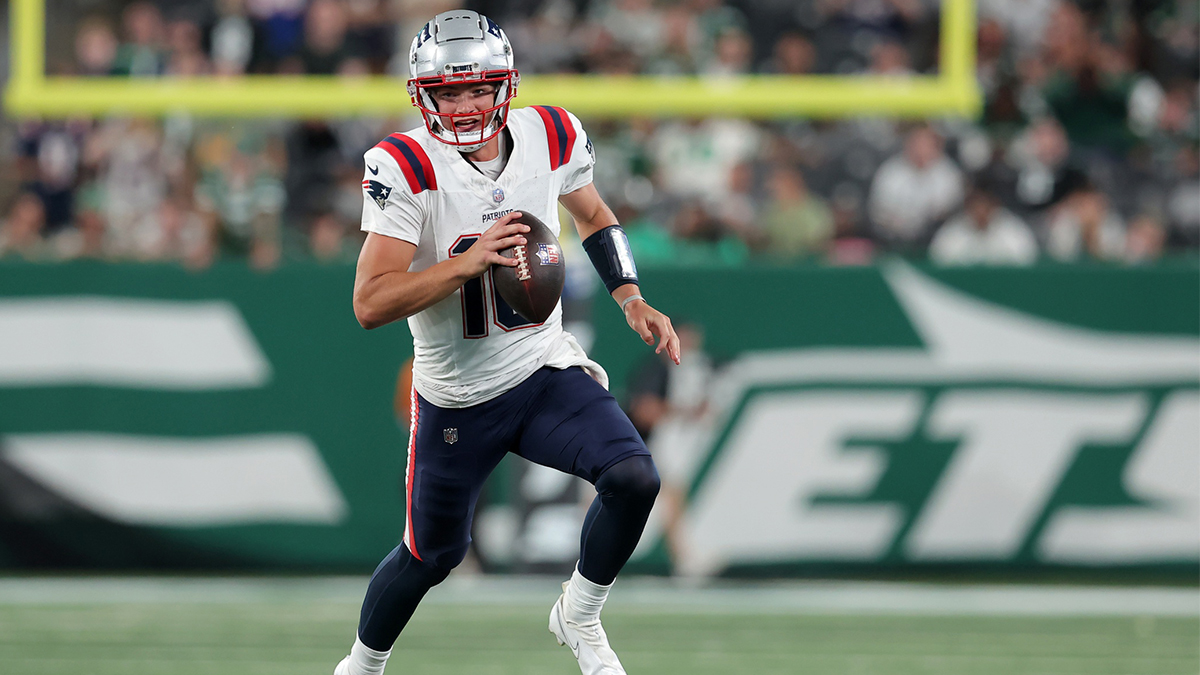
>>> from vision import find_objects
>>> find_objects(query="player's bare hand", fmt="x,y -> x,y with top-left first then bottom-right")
454,212 -> 529,278
625,299 -> 681,365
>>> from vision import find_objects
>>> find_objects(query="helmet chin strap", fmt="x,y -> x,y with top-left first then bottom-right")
457,139 -> 488,153
429,111 -> 497,152
457,119 -> 502,152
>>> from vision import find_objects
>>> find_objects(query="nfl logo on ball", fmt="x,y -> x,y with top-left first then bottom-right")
443,428 -> 458,444
492,187 -> 504,204
536,243 -> 560,265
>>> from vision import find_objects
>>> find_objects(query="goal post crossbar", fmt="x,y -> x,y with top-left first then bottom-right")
5,0 -> 979,119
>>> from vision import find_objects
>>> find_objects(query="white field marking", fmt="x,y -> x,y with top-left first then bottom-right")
0,297 -> 270,389
0,577 -> 1194,618
3,433 -> 347,526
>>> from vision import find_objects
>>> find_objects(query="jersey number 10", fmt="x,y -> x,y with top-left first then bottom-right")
451,235 -> 540,338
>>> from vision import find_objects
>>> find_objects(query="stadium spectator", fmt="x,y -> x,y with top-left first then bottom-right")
757,164 -> 834,260
248,0 -> 307,67
294,0 -> 351,75
55,205 -> 109,261
74,18 -> 119,76
819,0 -> 933,72
1124,214 -> 1167,264
649,118 -> 760,207
1165,146 -> 1200,248
820,0 -> 928,42
828,184 -> 877,265
974,18 -> 1008,98
670,200 -> 725,245
689,0 -> 749,60
166,20 -> 211,77
870,39 -> 913,76
284,121 -> 345,237
208,0 -> 258,76
506,2 -> 585,75
139,196 -> 211,265
1143,0 -> 1199,81
714,160 -> 757,240
652,199 -> 749,266
868,125 -> 964,248
1154,79 -> 1200,144
590,0 -> 665,63
112,1 -> 166,77
701,27 -> 754,76
194,140 -> 285,269
648,3 -> 702,75
16,122 -> 84,235
307,170 -> 368,263
89,119 -> 170,257
761,31 -> 816,75
929,182 -> 1038,265
0,193 -> 48,260
344,0 -> 392,72
1009,117 -> 1088,217
1040,3 -> 1140,155
1045,184 -> 1127,262
625,321 -> 715,570
977,0 -> 1055,59
309,211 -> 357,263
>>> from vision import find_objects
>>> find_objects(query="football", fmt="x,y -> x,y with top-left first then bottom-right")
491,211 -> 565,324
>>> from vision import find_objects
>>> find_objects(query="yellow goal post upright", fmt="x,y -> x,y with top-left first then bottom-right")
5,0 -> 979,119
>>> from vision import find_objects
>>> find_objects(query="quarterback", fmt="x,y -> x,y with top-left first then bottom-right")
336,10 -> 680,675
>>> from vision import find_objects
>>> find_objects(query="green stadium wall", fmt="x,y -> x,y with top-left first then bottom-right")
0,260 -> 1195,577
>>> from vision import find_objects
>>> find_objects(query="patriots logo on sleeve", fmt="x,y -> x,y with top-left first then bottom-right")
363,179 -> 393,210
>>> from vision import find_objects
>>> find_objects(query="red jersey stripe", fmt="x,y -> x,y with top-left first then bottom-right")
532,106 -> 564,170
548,106 -> 576,167
373,133 -> 438,194
404,385 -> 421,561
392,134 -> 438,191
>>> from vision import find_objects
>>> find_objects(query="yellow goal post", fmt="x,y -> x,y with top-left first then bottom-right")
5,0 -> 980,119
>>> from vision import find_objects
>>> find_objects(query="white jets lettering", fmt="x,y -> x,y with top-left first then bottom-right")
681,391 -> 921,577
1039,391 -> 1200,563
658,266 -> 1199,577
907,392 -> 1147,560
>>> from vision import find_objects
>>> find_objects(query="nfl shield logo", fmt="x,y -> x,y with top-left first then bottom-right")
492,187 -> 505,204
443,428 -> 459,444
535,243 -> 560,265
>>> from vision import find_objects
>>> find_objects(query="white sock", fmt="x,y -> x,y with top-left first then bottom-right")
349,635 -> 391,675
563,566 -> 612,623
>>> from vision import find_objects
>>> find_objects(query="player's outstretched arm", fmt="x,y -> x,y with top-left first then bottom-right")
561,184 -> 681,364
353,215 -> 528,329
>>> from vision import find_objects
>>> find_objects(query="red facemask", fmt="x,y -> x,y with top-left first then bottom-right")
406,69 -> 520,149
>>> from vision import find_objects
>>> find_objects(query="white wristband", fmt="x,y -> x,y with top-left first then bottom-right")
620,294 -> 645,312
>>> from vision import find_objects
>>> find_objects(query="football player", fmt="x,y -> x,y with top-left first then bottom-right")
336,10 -> 680,675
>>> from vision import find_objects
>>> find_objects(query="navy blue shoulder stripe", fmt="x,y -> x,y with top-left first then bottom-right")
532,106 -> 577,171
375,134 -> 437,193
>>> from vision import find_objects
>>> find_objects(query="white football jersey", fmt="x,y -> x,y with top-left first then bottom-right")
360,106 -> 605,408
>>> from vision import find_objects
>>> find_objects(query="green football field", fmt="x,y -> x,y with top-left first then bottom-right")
0,577 -> 1196,675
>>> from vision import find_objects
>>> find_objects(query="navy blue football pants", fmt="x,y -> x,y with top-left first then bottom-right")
357,366 -> 660,651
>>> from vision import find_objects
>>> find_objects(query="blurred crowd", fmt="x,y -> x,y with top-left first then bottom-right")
0,0 -> 1196,267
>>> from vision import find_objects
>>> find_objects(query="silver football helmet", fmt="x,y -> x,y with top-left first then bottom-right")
406,10 -> 519,152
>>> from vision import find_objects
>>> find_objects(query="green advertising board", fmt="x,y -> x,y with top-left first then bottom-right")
0,261 -> 1195,577
0,261 -> 413,570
